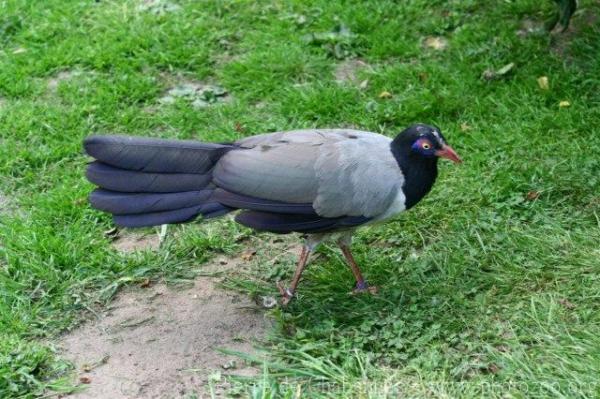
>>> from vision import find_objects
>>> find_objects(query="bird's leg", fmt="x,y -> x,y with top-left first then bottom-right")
277,245 -> 311,306
339,243 -> 378,294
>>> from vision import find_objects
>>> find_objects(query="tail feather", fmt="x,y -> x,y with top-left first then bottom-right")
86,161 -> 212,193
113,203 -> 228,228
84,135 -> 234,227
89,189 -> 213,215
84,135 -> 231,173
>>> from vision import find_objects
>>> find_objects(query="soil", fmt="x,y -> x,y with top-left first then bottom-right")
111,231 -> 161,253
59,253 -> 270,398
158,80 -> 230,109
0,193 -> 10,214
334,59 -> 370,85
47,70 -> 83,91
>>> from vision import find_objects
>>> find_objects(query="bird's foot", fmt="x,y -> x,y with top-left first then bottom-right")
277,282 -> 295,306
352,281 -> 378,295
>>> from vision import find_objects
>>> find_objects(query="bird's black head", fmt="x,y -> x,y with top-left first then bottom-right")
390,123 -> 462,209
393,123 -> 462,164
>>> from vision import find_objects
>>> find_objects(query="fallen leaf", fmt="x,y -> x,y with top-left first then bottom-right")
103,227 -> 119,239
140,278 -> 151,288
482,63 -> 515,80
295,14 -> 307,26
260,296 -> 278,308
378,90 -> 392,99
240,249 -> 257,261
418,72 -> 428,82
82,355 -> 110,372
481,69 -> 495,80
526,191 -> 540,201
221,360 -> 237,370
537,76 -> 549,90
495,344 -> 510,353
79,376 -> 92,384
423,36 -> 448,50
234,122 -> 245,133
358,79 -> 369,89
117,316 -> 155,329
487,363 -> 501,374
460,123 -> 472,132
72,197 -> 87,206
559,100 -> 570,108
496,63 -> 515,76
559,298 -> 575,310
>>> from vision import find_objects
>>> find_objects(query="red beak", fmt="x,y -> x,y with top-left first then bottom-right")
436,145 -> 462,164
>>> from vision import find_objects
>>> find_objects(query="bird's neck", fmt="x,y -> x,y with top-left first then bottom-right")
390,142 -> 438,209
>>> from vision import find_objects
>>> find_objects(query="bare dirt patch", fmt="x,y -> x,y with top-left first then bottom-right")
0,192 -> 13,252
111,231 -> 161,253
158,80 -> 230,109
58,231 -> 308,397
59,267 -> 269,398
0,191 -> 21,218
212,52 -> 241,68
137,0 -> 181,15
0,192 -> 11,214
334,59 -> 370,86
516,19 -> 545,37
47,70 -> 83,92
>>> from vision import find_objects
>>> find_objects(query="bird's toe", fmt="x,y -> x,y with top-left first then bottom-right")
277,282 -> 295,306
352,281 -> 378,295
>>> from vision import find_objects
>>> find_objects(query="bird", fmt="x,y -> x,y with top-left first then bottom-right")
83,124 -> 461,305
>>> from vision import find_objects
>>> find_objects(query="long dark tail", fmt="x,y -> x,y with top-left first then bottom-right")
84,135 -> 234,227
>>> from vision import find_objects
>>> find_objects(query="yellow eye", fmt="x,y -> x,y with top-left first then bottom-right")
422,142 -> 431,150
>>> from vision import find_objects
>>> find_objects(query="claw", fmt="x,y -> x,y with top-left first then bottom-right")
277,281 -> 294,306
352,281 -> 378,295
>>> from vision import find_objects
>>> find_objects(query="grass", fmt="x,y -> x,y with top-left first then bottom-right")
1,0 -> 599,397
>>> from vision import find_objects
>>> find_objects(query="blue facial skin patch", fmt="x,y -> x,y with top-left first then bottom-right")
412,138 -> 436,157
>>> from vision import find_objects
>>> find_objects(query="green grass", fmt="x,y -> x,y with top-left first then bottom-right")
1,0 -> 600,397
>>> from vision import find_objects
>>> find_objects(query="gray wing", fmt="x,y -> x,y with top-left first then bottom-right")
213,130 -> 323,203
212,129 -> 404,218
213,129 -> 355,203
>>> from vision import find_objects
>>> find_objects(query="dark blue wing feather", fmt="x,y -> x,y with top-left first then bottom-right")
235,211 -> 370,234
212,188 -> 315,214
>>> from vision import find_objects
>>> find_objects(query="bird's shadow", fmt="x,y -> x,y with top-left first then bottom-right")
268,242 -> 495,368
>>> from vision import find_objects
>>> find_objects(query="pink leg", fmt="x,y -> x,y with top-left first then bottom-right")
277,245 -> 310,306
339,244 -> 378,294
